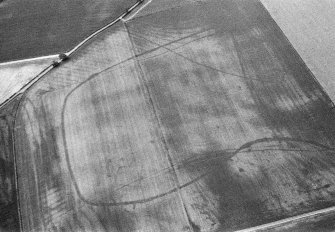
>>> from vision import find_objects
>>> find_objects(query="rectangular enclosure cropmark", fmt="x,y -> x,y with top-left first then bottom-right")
1,0 -> 335,231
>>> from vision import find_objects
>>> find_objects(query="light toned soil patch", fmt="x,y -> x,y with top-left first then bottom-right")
261,0 -> 335,102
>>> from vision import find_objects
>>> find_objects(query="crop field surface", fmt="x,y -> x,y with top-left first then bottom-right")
1,0 -> 335,231
0,96 -> 21,231
261,0 -> 335,103
263,211 -> 335,232
0,0 -> 137,62
0,58 -> 54,104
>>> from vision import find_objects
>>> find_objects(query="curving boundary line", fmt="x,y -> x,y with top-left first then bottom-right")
61,74 -> 335,207
2,1 -> 148,231
5,0 -> 335,230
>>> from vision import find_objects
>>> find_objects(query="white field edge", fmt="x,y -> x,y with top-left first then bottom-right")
2,1 -> 335,230
121,0 -> 153,22
0,0 -> 149,109
235,206 -> 335,231
0,0 -> 151,66
0,54 -> 59,66
65,0 -> 146,56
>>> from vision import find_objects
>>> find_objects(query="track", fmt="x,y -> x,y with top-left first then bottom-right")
0,0 -> 147,111
0,1 -> 148,231
3,0 -> 335,231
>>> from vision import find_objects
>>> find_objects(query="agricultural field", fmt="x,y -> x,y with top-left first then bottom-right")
0,97 -> 21,231
261,0 -> 335,104
0,58 -> 53,104
0,0 -> 137,62
1,0 -> 335,231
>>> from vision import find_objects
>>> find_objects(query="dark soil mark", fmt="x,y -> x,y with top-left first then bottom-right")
0,96 -> 21,231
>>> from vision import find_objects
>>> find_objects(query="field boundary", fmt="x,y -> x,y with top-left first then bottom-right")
0,54 -> 58,66
236,206 -> 335,231
0,0 -> 148,111
1,1 -> 149,231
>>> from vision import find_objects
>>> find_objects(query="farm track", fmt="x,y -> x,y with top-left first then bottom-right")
0,0 -> 139,62
0,1 -> 150,231
1,0 -> 335,231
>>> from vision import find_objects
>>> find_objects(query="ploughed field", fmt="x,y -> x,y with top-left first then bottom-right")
0,0 -> 137,62
1,0 -> 335,231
